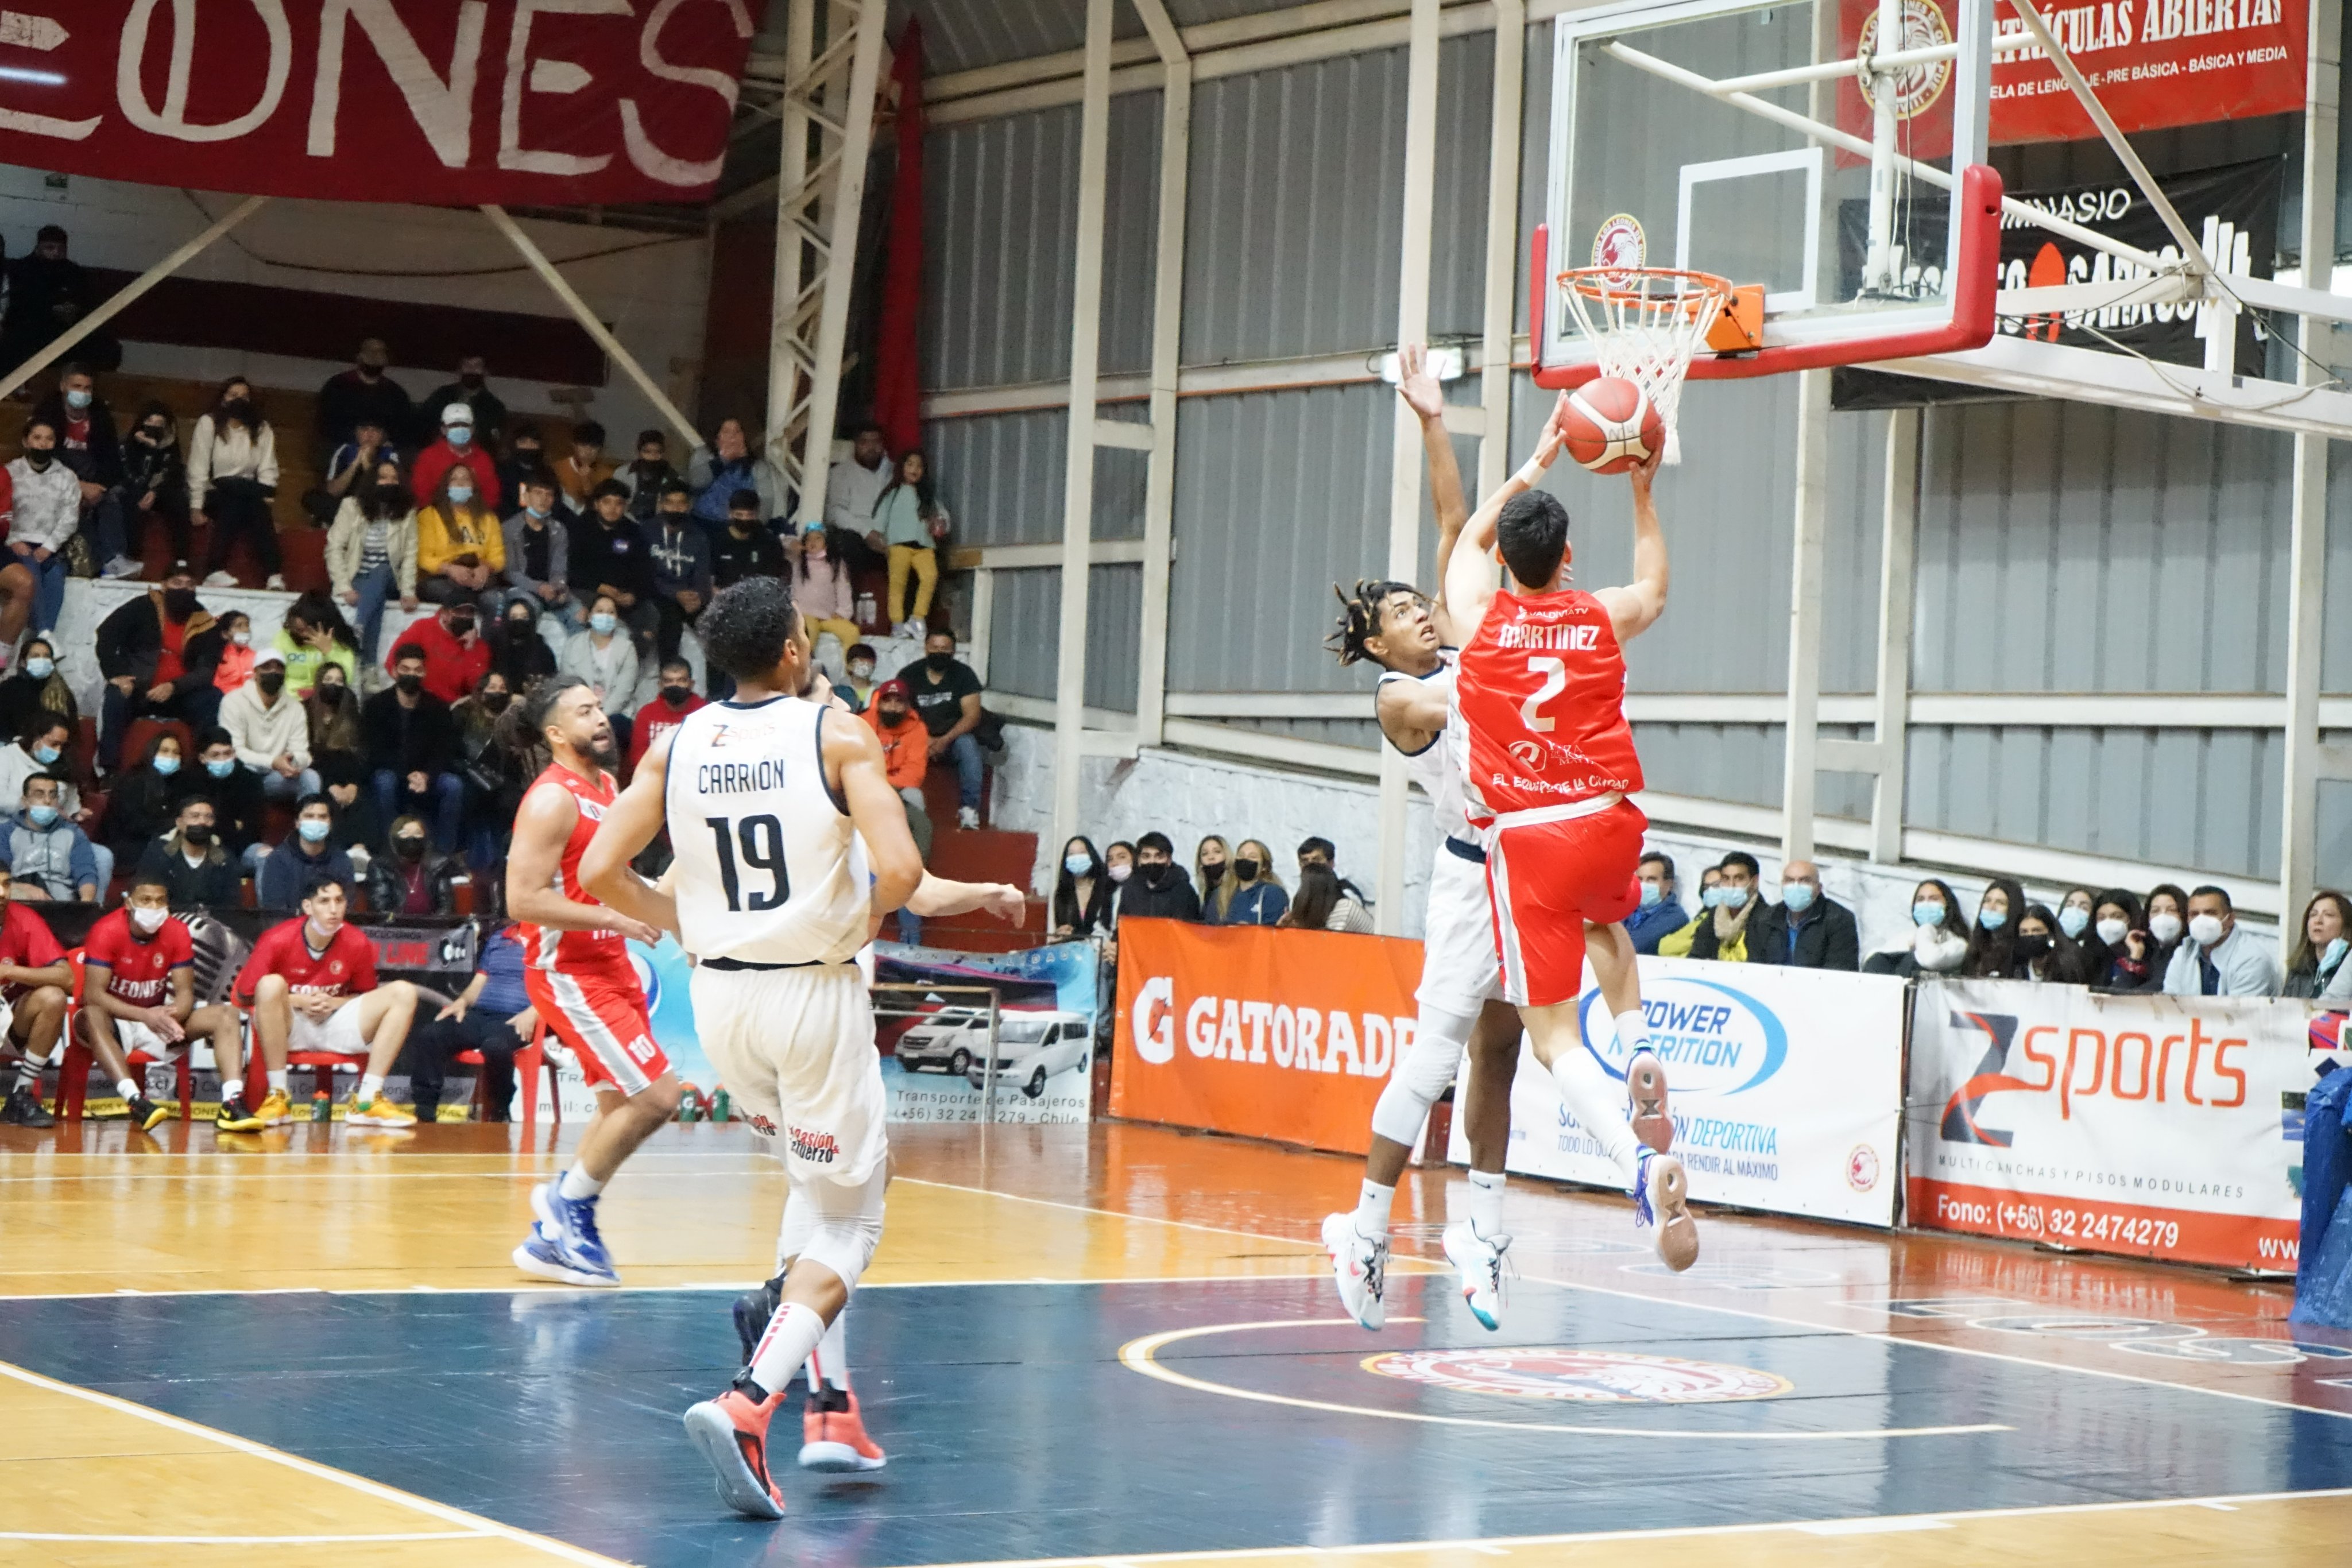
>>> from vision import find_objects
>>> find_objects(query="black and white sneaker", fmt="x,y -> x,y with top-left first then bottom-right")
0,1084 -> 53,1127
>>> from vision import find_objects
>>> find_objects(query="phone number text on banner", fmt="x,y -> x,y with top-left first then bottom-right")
1112,918 -> 1419,1156
1906,978 -> 2306,1271
1448,957 -> 1907,1227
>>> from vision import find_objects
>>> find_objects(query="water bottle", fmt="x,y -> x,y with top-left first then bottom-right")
710,1088 -> 730,1124
310,1090 -> 331,1122
854,591 -> 877,628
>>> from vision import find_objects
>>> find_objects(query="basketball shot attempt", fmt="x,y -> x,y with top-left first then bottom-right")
577,576 -> 922,1521
1442,396 -> 1697,1273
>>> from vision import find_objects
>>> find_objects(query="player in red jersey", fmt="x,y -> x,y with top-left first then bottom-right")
237,873 -> 421,1129
502,675 -> 672,1287
1441,402 -> 1696,1271
0,863 -> 72,1126
78,870 -> 258,1133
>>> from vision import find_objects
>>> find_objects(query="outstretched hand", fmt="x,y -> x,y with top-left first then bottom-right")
1628,436 -> 1664,493
1396,343 -> 1445,421
980,884 -> 1027,923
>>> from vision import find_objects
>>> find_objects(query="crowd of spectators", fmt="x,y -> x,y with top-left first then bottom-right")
1050,833 -> 1376,950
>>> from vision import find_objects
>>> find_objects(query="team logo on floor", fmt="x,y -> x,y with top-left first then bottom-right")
1361,1348 -> 1790,1403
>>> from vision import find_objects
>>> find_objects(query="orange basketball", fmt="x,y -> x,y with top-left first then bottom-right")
1560,376 -> 1664,474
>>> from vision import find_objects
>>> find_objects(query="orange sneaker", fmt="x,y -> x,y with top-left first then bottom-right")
683,1385 -> 787,1519
799,1387 -> 887,1472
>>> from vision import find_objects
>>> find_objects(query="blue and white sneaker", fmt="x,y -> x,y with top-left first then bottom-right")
513,1224 -> 617,1287
1441,1219 -> 1510,1331
1626,1047 -> 1673,1154
1633,1148 -> 1698,1271
1321,1211 -> 1387,1331
515,1180 -> 620,1286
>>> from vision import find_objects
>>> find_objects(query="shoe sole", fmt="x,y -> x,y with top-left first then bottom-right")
215,1117 -> 267,1133
523,1184 -> 621,1286
683,1403 -> 786,1519
1320,1212 -> 1384,1331
799,1439 -> 887,1473
1627,1051 -> 1673,1154
510,1239 -> 621,1288
1646,1155 -> 1701,1272
138,1107 -> 175,1132
1441,1226 -> 1503,1332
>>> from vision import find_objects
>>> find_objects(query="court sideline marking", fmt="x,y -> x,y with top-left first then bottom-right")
0,1360 -> 629,1566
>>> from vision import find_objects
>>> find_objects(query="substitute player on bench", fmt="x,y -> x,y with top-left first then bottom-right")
240,873 -> 421,1129
79,870 -> 260,1132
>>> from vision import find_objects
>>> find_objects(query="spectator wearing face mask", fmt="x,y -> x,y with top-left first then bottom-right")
105,730 -> 191,868
328,457 -> 421,668
304,664 -> 365,787
1660,851 -> 1764,961
211,610 -> 258,695
1216,839 -> 1289,927
628,661 -> 705,773
710,489 -> 786,590
10,416 -> 83,632
2162,885 -> 2279,997
568,481 -> 657,645
1102,841 -> 1135,918
1119,831 -> 1202,922
2012,904 -> 2080,982
2284,891 -> 2352,1000
789,524 -> 861,662
501,475 -> 571,622
192,726 -> 266,862
616,429 -> 680,522
1194,835 -> 1235,923
2055,887 -> 2098,950
121,400 -> 191,573
2079,888 -> 2148,989
0,636 -> 72,744
861,678 -> 933,860
496,424 -> 545,506
421,356 -> 506,451
393,603 -> 493,706
841,642 -> 879,711
256,794 -> 355,909
648,481 -> 714,664
490,601 -> 558,693
190,377 -> 283,590
560,595 -> 640,750
1960,878 -> 2029,978
417,464 -> 505,610
1626,851 -> 1686,954
411,402 -> 502,514
219,651 -> 319,804
367,813 -> 461,916
2140,883 -> 2191,990
95,571 -> 223,772
1866,877 -> 1972,975
1754,860 -> 1859,970
32,365 -> 140,582
277,594 -> 363,700
1054,836 -> 1113,938
0,714 -> 96,854
136,793 -> 238,908
0,772 -> 99,901
316,338 -> 415,458
365,646 -> 463,855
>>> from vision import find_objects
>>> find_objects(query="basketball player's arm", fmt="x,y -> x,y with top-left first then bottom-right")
906,873 -> 1026,923
1444,394 -> 1571,638
1398,347 -> 1472,630
510,784 -> 662,944
1593,446 -> 1668,644
577,749 -> 680,940
827,713 -> 923,924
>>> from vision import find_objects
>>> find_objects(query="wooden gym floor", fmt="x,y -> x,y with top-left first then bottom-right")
2,1117 -> 2349,1566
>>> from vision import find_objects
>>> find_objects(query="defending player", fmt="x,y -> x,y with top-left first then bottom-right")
78,871 -> 259,1133
239,874 -> 422,1129
501,677 -> 675,1287
577,576 -> 922,1520
1439,401 -> 1697,1273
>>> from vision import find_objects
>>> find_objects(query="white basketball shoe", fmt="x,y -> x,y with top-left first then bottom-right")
1634,1147 -> 1699,1271
1441,1220 -> 1511,1332
1321,1211 -> 1388,1331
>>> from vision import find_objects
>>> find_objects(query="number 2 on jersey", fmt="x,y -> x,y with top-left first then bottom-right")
705,815 -> 791,911
1521,656 -> 1567,733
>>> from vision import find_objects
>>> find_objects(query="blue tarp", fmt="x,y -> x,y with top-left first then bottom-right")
2292,1064 -> 2352,1327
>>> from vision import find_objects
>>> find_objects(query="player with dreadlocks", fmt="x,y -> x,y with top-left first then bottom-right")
1320,351 -> 1685,1337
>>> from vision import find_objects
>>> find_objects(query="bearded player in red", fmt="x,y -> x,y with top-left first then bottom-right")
1440,400 -> 1696,1271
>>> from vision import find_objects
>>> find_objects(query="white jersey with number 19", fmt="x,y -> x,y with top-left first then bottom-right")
663,693 -> 871,968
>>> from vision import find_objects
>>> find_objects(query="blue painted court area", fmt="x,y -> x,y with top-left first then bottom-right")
7,1275 -> 2352,1565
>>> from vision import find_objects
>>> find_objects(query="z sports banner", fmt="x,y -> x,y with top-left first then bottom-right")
1908,978 -> 2309,1271
1113,918 -> 1421,1157
1449,958 -> 1907,1227
0,1 -> 763,206
1837,0 -> 2304,151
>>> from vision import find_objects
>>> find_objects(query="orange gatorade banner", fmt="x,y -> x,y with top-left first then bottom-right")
1112,919 -> 1423,1156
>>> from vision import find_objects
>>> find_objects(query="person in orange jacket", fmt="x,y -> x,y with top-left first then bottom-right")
862,677 -> 931,860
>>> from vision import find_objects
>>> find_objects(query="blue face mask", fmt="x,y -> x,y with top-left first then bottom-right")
2326,937 -> 2350,972
1638,880 -> 1662,908
1781,882 -> 1816,914
205,758 -> 235,779
590,612 -> 617,635
447,426 -> 473,447
1065,854 -> 1093,878
153,754 -> 180,776
24,657 -> 52,680
64,389 -> 90,411
25,804 -> 57,828
447,485 -> 474,505
1716,884 -> 1750,911
1700,886 -> 1724,909
30,745 -> 58,765
1912,900 -> 1945,927
297,818 -> 330,844
1979,906 -> 2008,931
2058,906 -> 2090,939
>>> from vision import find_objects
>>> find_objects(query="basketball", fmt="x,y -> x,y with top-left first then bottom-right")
1560,375 -> 1664,474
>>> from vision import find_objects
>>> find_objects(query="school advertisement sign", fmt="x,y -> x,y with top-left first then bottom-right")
1449,958 -> 1907,1228
1908,978 -> 2307,1271
1112,919 -> 1421,1156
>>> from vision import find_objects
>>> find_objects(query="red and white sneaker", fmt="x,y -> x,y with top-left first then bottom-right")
800,1387 -> 887,1472
1626,1048 -> 1673,1153
683,1385 -> 787,1519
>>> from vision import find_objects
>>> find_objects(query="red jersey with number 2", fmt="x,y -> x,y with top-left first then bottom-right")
519,763 -> 637,981
1456,587 -> 1643,827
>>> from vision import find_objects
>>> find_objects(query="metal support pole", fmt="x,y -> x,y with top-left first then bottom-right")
1376,0 -> 1442,935
1862,0 -> 1902,292
481,205 -> 703,447
2281,0 -> 2341,923
1,195 -> 267,398
1051,0 -> 1116,860
1477,0 -> 1526,500
1134,0 -> 1191,748
1870,406 -> 1919,864
765,0 -> 817,469
1781,367 -> 1831,861
794,0 -> 889,528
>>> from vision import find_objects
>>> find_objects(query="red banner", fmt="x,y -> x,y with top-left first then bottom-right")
0,1 -> 764,207
1838,0 -> 2305,152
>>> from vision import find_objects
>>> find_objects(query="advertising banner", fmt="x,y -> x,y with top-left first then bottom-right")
1907,978 -> 2308,1270
1112,918 -> 1420,1156
1446,957 -> 1906,1226
876,940 -> 1102,1126
1836,0 -> 2305,152
0,1 -> 762,207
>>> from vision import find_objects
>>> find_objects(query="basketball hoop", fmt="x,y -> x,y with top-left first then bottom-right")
1555,266 -> 1734,463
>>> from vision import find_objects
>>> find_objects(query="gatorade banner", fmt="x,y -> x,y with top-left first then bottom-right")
1908,978 -> 2310,1271
1112,918 -> 1420,1156
1448,957 -> 1907,1227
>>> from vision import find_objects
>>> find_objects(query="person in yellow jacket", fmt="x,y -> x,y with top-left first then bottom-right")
416,461 -> 505,610
1657,851 -> 1763,961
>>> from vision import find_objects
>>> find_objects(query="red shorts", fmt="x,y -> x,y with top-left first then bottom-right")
524,963 -> 667,1096
1484,798 -> 1646,1008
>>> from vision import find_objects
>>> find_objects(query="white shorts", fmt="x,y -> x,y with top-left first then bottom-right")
1417,837 -> 1505,1019
113,1017 -> 179,1056
691,962 -> 887,1188
290,996 -> 369,1056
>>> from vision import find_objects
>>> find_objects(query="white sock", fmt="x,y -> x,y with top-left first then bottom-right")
11,1056 -> 41,1091
1615,1009 -> 1649,1055
358,1073 -> 384,1103
1352,1178 -> 1394,1239
808,1308 -> 850,1391
749,1302 -> 827,1400
1546,1047 -> 1641,1185
266,1069 -> 288,1093
560,1164 -> 606,1201
1467,1168 -> 1506,1240
115,1077 -> 139,1101
221,1078 -> 243,1103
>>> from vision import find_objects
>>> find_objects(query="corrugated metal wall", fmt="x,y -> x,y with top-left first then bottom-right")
984,564 -> 1144,713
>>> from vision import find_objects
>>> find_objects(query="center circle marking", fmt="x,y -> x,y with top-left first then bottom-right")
1363,1346 -> 1792,1404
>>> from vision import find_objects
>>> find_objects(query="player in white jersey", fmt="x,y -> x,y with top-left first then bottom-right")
1319,350 -> 1677,1334
581,576 -> 922,1522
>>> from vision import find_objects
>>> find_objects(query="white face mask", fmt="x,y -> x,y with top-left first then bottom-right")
1107,863 -> 1132,884
2188,912 -> 2226,947
2095,916 -> 2129,947
2149,912 -> 2184,944
130,904 -> 168,934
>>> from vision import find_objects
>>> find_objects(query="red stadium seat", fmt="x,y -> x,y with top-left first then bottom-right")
53,949 -> 195,1124
452,1017 -> 551,1129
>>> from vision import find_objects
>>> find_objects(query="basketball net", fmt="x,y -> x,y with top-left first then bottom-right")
1556,266 -> 1732,465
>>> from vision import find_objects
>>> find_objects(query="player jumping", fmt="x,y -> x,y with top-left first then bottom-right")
501,677 -> 675,1288
579,577 -> 922,1521
1442,399 -> 1696,1275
